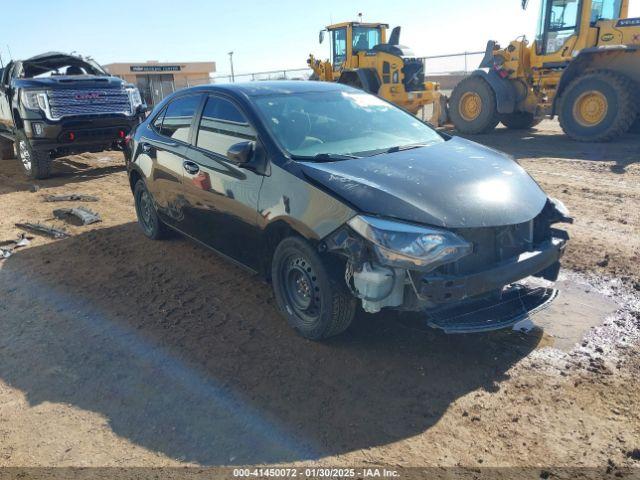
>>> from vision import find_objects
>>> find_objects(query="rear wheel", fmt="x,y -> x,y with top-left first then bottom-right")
449,76 -> 500,134
271,236 -> 356,340
133,180 -> 169,240
558,70 -> 637,142
499,111 -> 542,130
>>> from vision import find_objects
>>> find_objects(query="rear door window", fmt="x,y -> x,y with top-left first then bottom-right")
157,94 -> 201,143
196,96 -> 256,156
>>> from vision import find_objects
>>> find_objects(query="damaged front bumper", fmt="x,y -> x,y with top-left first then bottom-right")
416,234 -> 567,304
324,218 -> 569,333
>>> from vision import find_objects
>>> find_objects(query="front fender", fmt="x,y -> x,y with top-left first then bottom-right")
470,69 -> 517,114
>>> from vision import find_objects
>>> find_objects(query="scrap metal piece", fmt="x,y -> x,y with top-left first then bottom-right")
15,223 -> 69,239
43,194 -> 99,202
53,206 -> 101,225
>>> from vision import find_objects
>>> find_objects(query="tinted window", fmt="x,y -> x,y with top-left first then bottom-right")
152,107 -> 166,132
196,96 -> 256,156
158,94 -> 201,142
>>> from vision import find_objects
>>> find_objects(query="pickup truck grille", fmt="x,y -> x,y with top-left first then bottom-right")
47,89 -> 132,119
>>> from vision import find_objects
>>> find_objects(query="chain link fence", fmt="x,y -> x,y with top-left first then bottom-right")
209,50 -> 485,84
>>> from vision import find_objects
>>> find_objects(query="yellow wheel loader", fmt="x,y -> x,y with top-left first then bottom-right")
307,21 -> 448,125
448,0 -> 640,141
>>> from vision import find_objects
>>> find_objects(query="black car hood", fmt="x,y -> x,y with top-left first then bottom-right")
299,136 -> 547,228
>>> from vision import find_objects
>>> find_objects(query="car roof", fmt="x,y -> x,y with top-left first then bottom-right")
186,80 -> 355,98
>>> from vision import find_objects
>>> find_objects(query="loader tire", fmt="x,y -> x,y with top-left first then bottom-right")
449,76 -> 500,134
15,131 -> 52,179
499,112 -> 542,130
558,70 -> 637,142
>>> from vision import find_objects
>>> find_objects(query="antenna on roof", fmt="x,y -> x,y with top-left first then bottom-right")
0,53 -> 4,69
357,12 -> 363,22
6,45 -> 12,60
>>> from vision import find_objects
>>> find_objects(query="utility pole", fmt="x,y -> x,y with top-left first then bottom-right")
228,51 -> 235,83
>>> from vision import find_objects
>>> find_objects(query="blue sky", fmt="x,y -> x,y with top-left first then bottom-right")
3,0 -> 639,77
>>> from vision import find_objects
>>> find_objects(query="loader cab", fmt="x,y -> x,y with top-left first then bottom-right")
533,0 -> 625,57
321,22 -> 388,70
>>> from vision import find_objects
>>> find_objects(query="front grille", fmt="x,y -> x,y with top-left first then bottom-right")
402,58 -> 426,92
48,89 -> 132,119
446,221 -> 534,275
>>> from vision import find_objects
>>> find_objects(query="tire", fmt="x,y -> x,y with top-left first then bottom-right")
499,111 -> 543,130
558,70 -> 637,142
133,180 -> 169,240
15,130 -> 52,179
0,137 -> 15,160
271,236 -> 357,340
449,75 -> 500,134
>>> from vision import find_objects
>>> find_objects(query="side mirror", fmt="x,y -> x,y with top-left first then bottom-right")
227,141 -> 254,166
319,30 -> 325,44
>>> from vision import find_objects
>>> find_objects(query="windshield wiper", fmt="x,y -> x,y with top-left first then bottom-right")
367,143 -> 431,157
293,153 -> 361,163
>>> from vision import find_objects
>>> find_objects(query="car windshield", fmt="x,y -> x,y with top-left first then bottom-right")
252,90 -> 444,159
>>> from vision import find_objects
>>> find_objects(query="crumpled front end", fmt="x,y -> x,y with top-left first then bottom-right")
322,198 -> 572,333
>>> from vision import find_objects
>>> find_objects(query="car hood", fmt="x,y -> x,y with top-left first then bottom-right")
14,75 -> 125,90
299,136 -> 547,228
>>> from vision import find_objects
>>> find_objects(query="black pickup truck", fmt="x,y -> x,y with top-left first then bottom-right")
0,52 -> 146,178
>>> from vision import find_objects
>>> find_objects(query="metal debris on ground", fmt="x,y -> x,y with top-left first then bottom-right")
15,223 -> 69,239
0,233 -> 33,260
53,206 -> 102,225
42,194 -> 99,202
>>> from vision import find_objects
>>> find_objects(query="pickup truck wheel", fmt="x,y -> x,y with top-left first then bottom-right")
0,139 -> 15,160
272,237 -> 357,340
133,180 -> 169,240
15,131 -> 52,179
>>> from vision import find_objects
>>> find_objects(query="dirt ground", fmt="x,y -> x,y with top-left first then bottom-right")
0,120 -> 639,475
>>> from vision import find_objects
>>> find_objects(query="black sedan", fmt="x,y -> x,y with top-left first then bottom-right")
126,81 -> 571,340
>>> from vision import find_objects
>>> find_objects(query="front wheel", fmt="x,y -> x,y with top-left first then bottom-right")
271,236 -> 356,340
558,70 -> 637,142
15,131 -> 52,179
449,76 -> 500,134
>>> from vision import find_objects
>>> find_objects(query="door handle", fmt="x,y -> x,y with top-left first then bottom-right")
141,143 -> 151,153
183,161 -> 200,175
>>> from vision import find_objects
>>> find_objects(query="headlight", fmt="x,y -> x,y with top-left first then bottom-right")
21,90 -> 49,111
126,87 -> 143,111
347,215 -> 473,271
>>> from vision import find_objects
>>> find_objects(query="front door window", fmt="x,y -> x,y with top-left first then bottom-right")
536,0 -> 582,54
332,28 -> 347,68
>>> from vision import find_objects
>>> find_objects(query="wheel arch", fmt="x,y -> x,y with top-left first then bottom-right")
261,218 -> 320,280
468,69 -> 517,114
554,46 -> 640,115
338,69 -> 381,94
